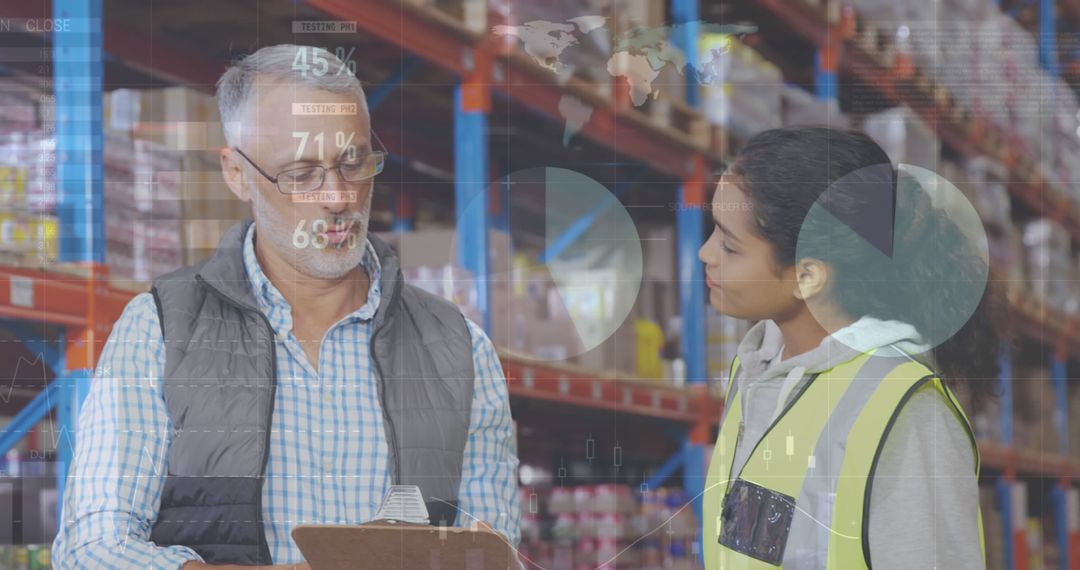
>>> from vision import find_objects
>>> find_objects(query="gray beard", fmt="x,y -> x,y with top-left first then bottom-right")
251,186 -> 372,280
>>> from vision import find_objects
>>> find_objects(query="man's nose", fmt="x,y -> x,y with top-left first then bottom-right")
320,168 -> 351,213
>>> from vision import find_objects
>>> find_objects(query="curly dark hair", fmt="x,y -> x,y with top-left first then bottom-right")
729,126 -> 1003,404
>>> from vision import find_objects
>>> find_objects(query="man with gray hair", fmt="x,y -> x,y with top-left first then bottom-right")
52,44 -> 520,569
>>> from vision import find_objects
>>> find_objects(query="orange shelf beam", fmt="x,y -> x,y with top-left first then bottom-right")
500,351 -> 725,424
304,0 -> 718,179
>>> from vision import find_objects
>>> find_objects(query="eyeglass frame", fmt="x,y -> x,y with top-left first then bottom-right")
232,130 -> 388,195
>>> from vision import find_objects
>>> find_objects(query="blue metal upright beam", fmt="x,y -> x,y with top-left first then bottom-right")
643,447 -> 686,490
1051,355 -> 1071,570
1051,357 -> 1069,457
55,0 -> 105,264
671,2 -> 708,560
366,56 -> 420,110
682,438 -> 706,556
997,344 -> 1016,570
0,324 -> 65,459
491,173 -> 510,232
671,0 -> 706,387
0,379 -> 66,458
53,369 -> 91,518
676,178 -> 707,564
1038,0 -> 1070,555
455,79 -> 491,333
814,49 -> 838,101
0,320 -> 66,372
537,168 -> 643,265
671,0 -> 700,107
1038,0 -> 1059,75
677,181 -> 706,385
391,197 -> 415,232
53,0 -> 105,515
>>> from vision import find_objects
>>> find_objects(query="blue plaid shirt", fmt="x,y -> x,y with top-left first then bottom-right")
53,224 -> 520,568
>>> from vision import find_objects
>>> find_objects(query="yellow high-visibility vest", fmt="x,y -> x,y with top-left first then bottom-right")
703,349 -> 986,568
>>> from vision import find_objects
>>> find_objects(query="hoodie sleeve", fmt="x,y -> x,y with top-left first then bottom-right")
867,384 -> 985,569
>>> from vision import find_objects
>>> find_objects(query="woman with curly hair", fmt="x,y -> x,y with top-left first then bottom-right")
701,127 -> 998,569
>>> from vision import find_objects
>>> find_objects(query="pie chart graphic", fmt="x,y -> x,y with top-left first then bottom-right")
796,163 -> 990,352
454,167 -> 643,361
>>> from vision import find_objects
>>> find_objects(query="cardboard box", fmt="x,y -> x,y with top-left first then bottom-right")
178,151 -> 249,224
182,219 -> 238,266
862,106 -> 940,172
781,85 -> 850,128
572,304 -> 638,374
527,314 -> 585,363
106,87 -> 227,152
489,278 -> 542,353
640,225 -> 675,282
376,228 -> 512,277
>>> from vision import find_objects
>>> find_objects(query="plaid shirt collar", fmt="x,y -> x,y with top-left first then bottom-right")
242,222 -> 382,334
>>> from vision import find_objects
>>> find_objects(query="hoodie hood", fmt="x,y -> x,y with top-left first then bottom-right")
735,316 -> 932,384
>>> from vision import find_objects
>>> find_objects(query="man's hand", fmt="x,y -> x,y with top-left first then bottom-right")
181,561 -> 311,570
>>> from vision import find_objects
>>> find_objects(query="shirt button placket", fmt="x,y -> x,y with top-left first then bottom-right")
321,332 -> 341,524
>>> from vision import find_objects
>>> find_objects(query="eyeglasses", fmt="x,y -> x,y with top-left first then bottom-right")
233,132 -> 387,195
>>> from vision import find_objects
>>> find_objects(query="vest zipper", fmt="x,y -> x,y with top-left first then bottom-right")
256,311 -> 278,564
370,323 -> 401,487
194,275 -> 277,563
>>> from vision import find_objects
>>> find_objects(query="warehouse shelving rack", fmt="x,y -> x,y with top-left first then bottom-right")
0,0 -> 1078,568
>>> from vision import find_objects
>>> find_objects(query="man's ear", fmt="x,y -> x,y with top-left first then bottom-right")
221,147 -> 252,203
793,258 -> 828,301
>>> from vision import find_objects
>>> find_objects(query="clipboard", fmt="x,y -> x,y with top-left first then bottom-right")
291,520 -> 518,570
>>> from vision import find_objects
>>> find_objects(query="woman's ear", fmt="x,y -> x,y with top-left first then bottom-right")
793,258 -> 828,301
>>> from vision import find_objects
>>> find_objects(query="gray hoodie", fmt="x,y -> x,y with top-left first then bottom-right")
727,318 -> 986,569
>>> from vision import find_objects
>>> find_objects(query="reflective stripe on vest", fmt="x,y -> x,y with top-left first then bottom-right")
703,348 -> 985,569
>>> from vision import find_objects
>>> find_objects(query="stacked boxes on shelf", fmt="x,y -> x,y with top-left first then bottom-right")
519,484 -> 702,570
102,133 -> 184,287
698,35 -> 783,141
780,85 -> 849,129
954,157 -> 1026,286
379,227 -> 642,376
696,35 -> 851,147
0,85 -> 39,136
861,106 -> 940,171
0,544 -> 53,569
105,87 -> 246,267
493,0 -> 665,103
402,0 -> 491,34
0,83 -> 239,280
855,0 -> 1080,203
0,85 -> 248,285
1011,366 -> 1059,455
1022,219 -> 1075,311
376,227 -> 509,341
0,132 -> 58,264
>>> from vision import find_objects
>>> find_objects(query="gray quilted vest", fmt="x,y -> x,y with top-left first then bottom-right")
147,220 -> 476,565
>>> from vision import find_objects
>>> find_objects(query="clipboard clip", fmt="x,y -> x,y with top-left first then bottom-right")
373,485 -> 431,525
